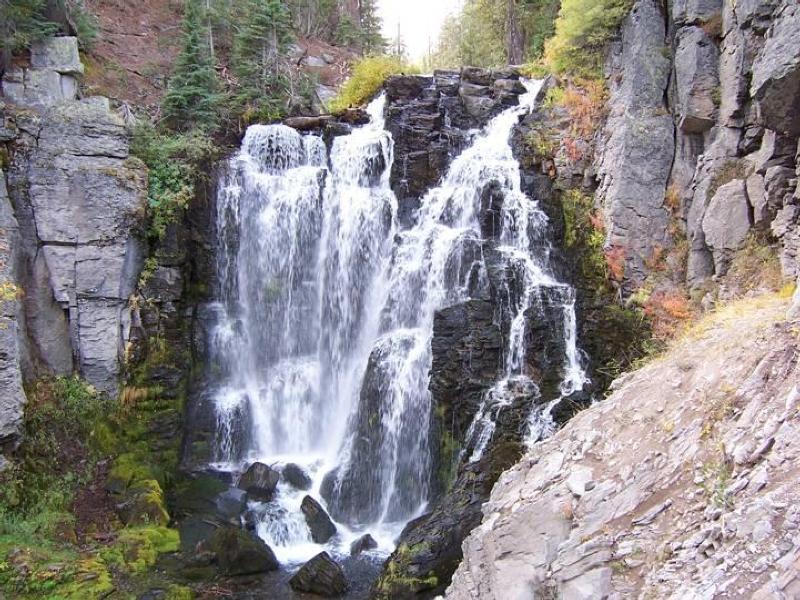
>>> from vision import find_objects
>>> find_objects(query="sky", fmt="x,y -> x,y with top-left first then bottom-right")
378,0 -> 463,62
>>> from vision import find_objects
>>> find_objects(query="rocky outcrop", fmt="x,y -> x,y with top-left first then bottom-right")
2,37 -> 147,396
384,69 -> 526,224
1,37 -> 83,109
0,167 -> 25,462
592,0 -> 800,290
447,296 -> 800,599
594,0 -> 674,291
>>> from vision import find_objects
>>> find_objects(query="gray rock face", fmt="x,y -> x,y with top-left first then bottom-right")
446,301 -> 800,599
671,0 -> 722,25
750,1 -> 800,136
4,43 -> 147,396
673,27 -> 720,133
1,37 -> 82,109
594,0 -> 674,290
0,169 -> 26,457
702,179 -> 752,274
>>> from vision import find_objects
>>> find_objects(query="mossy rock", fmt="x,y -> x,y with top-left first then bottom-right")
107,452 -> 165,493
207,526 -> 279,576
172,474 -> 228,518
117,479 -> 170,526
101,525 -> 179,574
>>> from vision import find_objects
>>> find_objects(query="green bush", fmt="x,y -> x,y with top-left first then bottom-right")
330,55 -> 419,112
130,122 -> 218,240
0,0 -> 98,64
544,0 -> 633,76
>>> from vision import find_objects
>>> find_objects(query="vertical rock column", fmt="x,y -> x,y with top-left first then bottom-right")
594,0 -> 675,292
3,37 -> 148,396
0,168 -> 26,466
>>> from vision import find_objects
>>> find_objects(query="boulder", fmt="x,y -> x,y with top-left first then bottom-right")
1,37 -> 83,109
30,37 -> 84,74
702,179 -> 752,275
214,487 -> 248,524
178,516 -> 218,554
289,552 -> 348,597
282,463 -> 312,491
350,533 -> 378,556
238,462 -> 280,501
301,496 -> 337,544
207,526 -> 279,576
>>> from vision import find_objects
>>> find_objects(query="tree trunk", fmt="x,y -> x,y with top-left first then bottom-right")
505,0 -> 524,65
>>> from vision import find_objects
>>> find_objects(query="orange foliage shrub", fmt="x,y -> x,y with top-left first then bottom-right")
643,290 -> 693,338
604,246 -> 626,282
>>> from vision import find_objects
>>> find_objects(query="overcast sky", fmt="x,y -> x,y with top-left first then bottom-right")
378,0 -> 462,62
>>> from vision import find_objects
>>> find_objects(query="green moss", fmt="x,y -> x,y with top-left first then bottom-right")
101,526 -> 179,574
373,543 -> 440,598
437,429 -> 459,493
122,479 -> 171,527
0,543 -> 113,599
165,584 -> 195,600
109,452 -> 163,491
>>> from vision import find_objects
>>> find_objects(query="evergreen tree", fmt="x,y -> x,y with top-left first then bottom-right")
1,0 -> 58,67
163,0 -> 222,130
358,0 -> 385,55
230,0 -> 292,121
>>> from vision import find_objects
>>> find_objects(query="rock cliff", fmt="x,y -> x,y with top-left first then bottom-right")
0,37 -> 148,452
595,0 -> 800,292
446,295 -> 799,599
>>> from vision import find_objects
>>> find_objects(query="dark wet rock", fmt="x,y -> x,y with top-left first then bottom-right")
301,495 -> 337,544
214,487 -> 248,524
283,463 -> 313,491
289,551 -> 349,597
173,473 -> 228,519
350,534 -> 378,556
238,462 -> 280,502
207,526 -> 279,576
319,468 -> 338,505
178,516 -> 218,554
285,115 -> 333,130
383,68 -> 526,226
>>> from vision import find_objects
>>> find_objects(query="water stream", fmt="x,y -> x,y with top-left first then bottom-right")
208,78 -> 586,564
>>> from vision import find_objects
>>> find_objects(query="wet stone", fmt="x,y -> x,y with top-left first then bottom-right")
301,495 -> 337,544
289,551 -> 349,597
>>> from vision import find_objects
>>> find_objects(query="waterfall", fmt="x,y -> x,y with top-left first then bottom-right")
208,78 -> 587,563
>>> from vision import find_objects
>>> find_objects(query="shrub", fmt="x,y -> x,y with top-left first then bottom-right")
330,55 -> 419,112
544,0 -> 634,77
130,122 -> 219,240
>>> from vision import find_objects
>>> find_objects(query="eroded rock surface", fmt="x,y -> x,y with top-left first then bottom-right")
447,297 -> 800,599
3,39 -> 147,396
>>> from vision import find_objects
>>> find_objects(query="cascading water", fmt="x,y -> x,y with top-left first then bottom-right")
208,78 -> 587,564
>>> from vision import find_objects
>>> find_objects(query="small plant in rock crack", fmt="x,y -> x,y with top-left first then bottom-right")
700,457 -> 733,509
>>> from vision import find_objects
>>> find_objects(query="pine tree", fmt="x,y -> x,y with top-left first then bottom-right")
358,0 -> 385,55
0,0 -> 58,67
163,0 -> 221,130
231,0 -> 292,121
